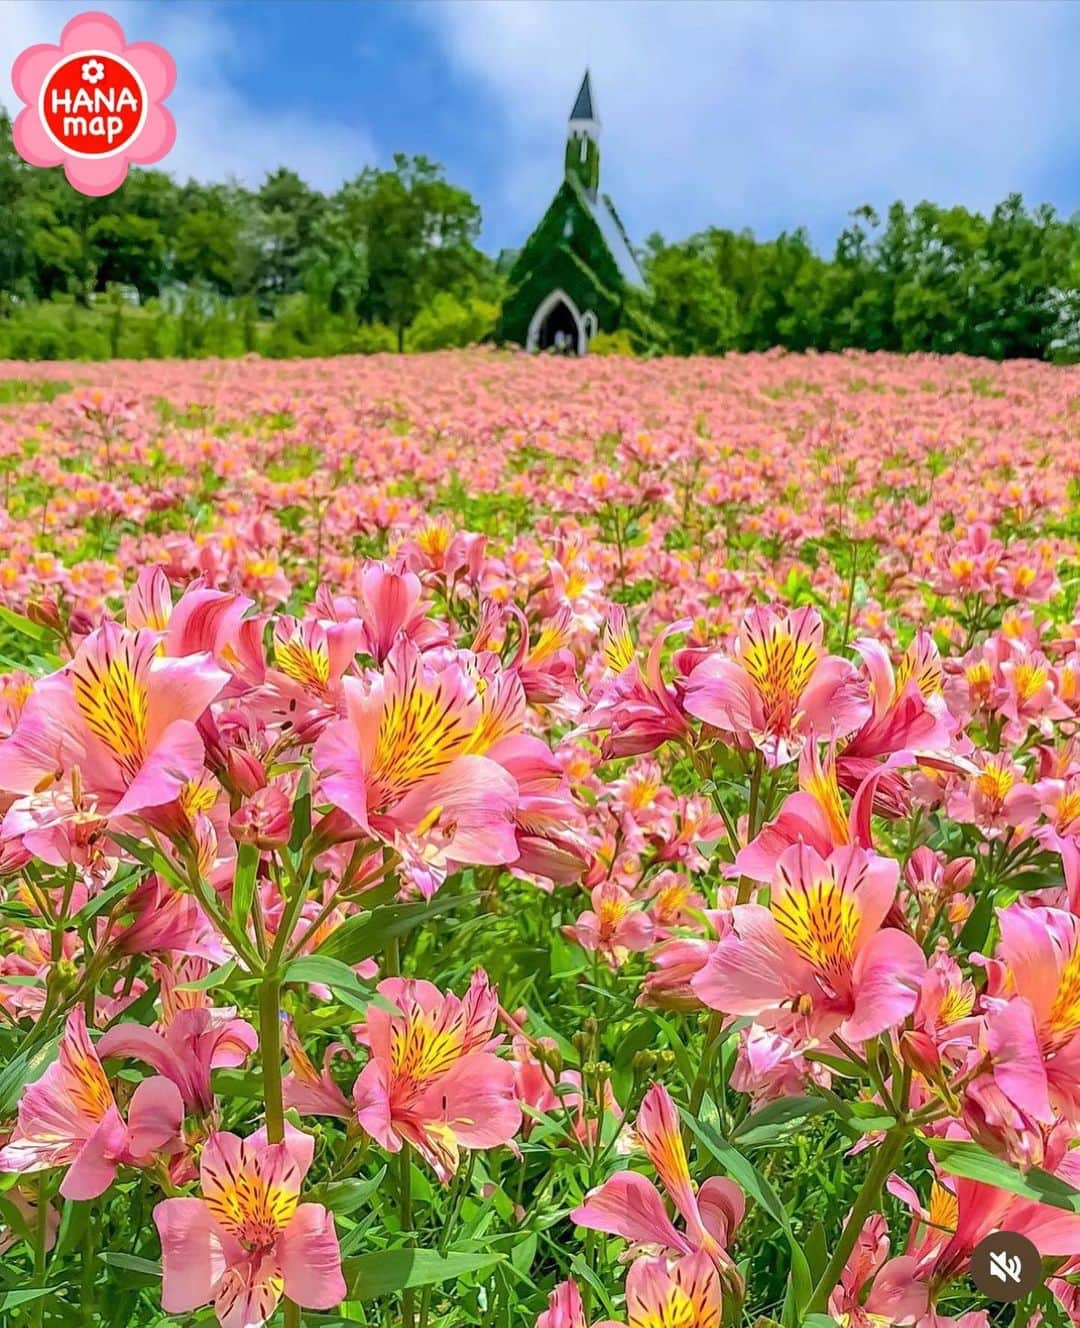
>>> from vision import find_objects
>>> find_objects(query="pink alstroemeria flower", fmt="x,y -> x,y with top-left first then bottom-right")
827,1214 -> 928,1327
536,1278 -> 592,1328
621,1253 -> 722,1328
563,882 -> 655,969
983,904 -> 1080,1124
534,1253 -> 722,1328
732,744 -> 880,882
99,977 -> 257,1116
282,1019 -> 352,1119
313,640 -> 519,896
352,970 -> 521,1182
930,1159 -> 1080,1284
684,605 -> 870,767
0,1007 -> 182,1199
589,608 -> 692,759
945,752 -> 1040,839
694,843 -> 926,1045
0,621 -> 228,824
153,1124 -> 346,1328
838,632 -> 958,814
572,1083 -> 743,1269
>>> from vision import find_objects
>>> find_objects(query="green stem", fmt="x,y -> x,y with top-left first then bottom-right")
268,850 -> 313,973
259,973 -> 301,1326
259,973 -> 285,1144
689,1010 -> 726,1118
736,752 -> 765,904
32,1174 -> 50,1327
399,1147 -> 416,1328
806,1125 -> 908,1315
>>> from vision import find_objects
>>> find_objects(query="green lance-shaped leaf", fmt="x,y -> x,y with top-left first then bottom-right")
343,1247 -> 505,1301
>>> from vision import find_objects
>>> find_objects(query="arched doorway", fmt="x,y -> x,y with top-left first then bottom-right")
526,288 -> 585,355
538,300 -> 579,353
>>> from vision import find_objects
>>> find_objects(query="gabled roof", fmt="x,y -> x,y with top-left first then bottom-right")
564,177 -> 643,289
570,71 -> 595,122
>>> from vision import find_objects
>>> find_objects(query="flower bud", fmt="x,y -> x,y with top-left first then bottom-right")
68,609 -> 95,637
226,748 -> 268,797
26,598 -> 62,631
535,1042 -> 564,1076
229,786 -> 292,850
943,856 -> 976,892
899,1029 -> 941,1082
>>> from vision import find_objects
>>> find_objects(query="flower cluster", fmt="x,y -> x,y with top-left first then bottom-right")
0,351 -> 1078,1328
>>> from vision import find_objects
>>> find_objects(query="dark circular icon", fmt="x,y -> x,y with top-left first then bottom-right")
970,1231 -> 1042,1302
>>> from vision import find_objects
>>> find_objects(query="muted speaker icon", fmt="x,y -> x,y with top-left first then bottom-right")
971,1232 -> 1042,1302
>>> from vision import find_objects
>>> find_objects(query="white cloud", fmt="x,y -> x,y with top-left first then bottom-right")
419,0 -> 1080,247
1,0 -> 374,191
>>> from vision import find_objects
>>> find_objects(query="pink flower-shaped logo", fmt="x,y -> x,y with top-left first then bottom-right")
10,10 -> 175,197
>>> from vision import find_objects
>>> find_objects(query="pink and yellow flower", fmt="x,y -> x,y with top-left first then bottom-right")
153,1124 -> 346,1328
352,970 -> 521,1181
0,621 -> 228,825
0,1007 -> 183,1199
694,843 -> 925,1044
684,605 -> 869,766
313,640 -> 520,895
573,1084 -> 743,1269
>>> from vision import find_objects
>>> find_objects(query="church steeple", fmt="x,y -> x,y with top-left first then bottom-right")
565,70 -> 600,200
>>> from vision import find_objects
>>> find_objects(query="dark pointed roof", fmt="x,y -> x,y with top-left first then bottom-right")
569,70 -> 594,122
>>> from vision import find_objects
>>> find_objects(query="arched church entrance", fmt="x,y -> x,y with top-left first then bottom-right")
526,289 -> 585,355
538,299 -> 580,354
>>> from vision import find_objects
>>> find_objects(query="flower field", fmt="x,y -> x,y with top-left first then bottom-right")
0,347 -> 1078,1328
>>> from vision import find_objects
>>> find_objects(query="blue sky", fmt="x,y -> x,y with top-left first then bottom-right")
5,0 -> 1080,255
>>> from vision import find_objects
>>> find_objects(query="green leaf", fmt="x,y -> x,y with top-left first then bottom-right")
315,897 -> 463,966
0,606 -> 51,643
344,1248 -> 504,1300
100,1252 -> 162,1277
0,1289 -> 57,1311
958,885 -> 996,952
54,1198 -> 92,1259
178,958 -> 237,991
685,1107 -> 812,1323
284,955 -> 375,1005
801,1317 -> 840,1328
804,1220 -> 828,1284
231,842 -> 260,933
0,1034 -> 59,1117
72,876 -> 132,925
318,1168 -> 387,1216
926,1137 -> 1080,1212
290,769 -> 311,853
732,1095 -> 830,1147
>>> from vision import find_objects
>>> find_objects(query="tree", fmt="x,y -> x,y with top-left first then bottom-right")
89,214 -> 166,300
646,243 -> 739,355
332,155 -> 489,349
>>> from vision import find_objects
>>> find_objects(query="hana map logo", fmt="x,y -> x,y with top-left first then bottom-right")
9,9 -> 175,197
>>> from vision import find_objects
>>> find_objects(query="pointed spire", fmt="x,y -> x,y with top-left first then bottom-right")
570,70 -> 594,123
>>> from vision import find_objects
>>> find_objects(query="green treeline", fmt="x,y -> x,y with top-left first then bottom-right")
2,110 -> 1078,361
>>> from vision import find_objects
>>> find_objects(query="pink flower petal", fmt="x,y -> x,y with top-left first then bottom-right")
11,44 -> 61,104
64,155 -> 130,198
60,1106 -> 126,1200
843,928 -> 925,1043
279,1203 -> 347,1309
126,1076 -> 184,1160
154,1196 -> 235,1314
571,1171 -> 689,1254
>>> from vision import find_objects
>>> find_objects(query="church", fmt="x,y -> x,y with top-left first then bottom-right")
496,72 -> 643,355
